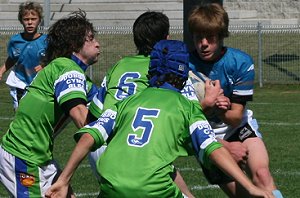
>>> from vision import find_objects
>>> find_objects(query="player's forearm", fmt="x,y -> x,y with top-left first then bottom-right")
218,110 -> 242,128
210,147 -> 255,191
0,64 -> 8,78
200,97 -> 218,118
1,58 -> 16,74
69,104 -> 89,128
211,148 -> 273,197
174,170 -> 195,198
58,133 -> 95,184
218,102 -> 244,127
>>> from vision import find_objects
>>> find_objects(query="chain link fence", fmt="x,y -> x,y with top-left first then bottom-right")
1,24 -> 300,86
227,23 -> 300,87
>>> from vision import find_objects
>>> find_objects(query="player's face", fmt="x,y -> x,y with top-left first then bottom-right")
193,34 -> 223,62
21,10 -> 41,35
78,32 -> 101,66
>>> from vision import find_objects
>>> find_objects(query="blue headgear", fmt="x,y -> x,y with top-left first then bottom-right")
149,40 -> 189,84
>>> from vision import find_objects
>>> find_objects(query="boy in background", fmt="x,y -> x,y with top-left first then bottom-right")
0,1 -> 47,111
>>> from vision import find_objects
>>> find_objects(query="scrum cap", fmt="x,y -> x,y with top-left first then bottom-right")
149,40 -> 189,80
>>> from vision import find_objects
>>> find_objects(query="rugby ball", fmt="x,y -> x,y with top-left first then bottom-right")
188,70 -> 209,101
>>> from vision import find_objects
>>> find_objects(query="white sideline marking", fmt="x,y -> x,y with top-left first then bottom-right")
0,116 -> 13,120
250,102 -> 299,106
75,192 -> 99,197
176,167 -> 300,176
273,169 -> 300,176
191,185 -> 219,190
177,167 -> 201,171
79,164 -> 91,168
259,122 -> 300,126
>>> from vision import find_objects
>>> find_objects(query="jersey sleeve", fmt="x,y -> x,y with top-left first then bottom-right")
189,103 -> 223,168
54,70 -> 88,105
74,108 -> 117,151
231,52 -> 255,103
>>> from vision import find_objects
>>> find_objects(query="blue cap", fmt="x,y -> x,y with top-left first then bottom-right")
149,40 -> 189,80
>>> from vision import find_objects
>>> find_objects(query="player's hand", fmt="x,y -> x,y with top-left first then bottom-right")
45,181 -> 69,198
225,141 -> 248,165
215,95 -> 231,111
202,79 -> 221,107
34,65 -> 43,72
248,186 -> 275,198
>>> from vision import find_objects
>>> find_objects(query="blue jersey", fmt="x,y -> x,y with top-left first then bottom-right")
189,47 -> 260,139
7,33 -> 47,85
189,47 -> 254,104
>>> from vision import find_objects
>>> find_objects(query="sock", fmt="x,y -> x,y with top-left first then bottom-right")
272,190 -> 283,198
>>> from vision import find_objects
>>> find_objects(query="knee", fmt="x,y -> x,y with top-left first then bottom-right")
253,167 -> 274,189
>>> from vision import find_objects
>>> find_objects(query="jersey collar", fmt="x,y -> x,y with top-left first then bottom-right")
160,82 -> 181,92
71,54 -> 89,71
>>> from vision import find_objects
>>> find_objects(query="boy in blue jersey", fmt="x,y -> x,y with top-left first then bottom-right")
88,11 -> 194,198
0,1 -> 47,111
45,40 -> 273,198
0,10 -> 99,197
188,3 -> 283,198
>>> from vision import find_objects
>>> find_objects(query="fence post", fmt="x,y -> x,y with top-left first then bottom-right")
43,0 -> 50,27
257,22 -> 263,87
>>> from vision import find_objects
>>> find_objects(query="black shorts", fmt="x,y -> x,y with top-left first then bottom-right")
202,123 -> 259,184
16,88 -> 25,103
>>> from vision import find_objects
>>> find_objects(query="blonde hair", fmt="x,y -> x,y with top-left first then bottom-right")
18,1 -> 43,23
188,3 -> 229,38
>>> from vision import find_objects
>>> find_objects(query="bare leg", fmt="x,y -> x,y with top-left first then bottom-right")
243,137 -> 277,191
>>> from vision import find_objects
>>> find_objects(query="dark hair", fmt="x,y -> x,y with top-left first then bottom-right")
133,11 -> 169,56
188,3 -> 229,39
18,1 -> 43,23
147,72 -> 187,90
43,10 -> 96,65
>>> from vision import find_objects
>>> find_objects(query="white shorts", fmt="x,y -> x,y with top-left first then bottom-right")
0,146 -> 59,197
6,70 -> 27,110
6,70 -> 26,89
9,87 -> 19,110
211,109 -> 262,140
88,145 -> 107,182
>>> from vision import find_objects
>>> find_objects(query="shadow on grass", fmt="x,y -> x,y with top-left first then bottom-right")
263,54 -> 300,81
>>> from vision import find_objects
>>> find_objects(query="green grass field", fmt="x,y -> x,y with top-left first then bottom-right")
0,83 -> 299,197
